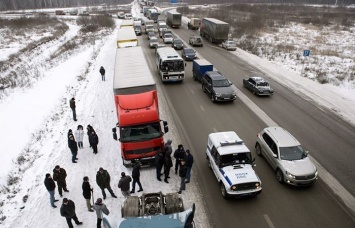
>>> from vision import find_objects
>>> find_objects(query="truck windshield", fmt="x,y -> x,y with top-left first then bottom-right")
212,79 -> 230,87
120,122 -> 162,142
162,60 -> 184,72
220,152 -> 252,167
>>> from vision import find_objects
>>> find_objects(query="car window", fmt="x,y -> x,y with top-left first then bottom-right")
280,145 -> 306,161
262,133 -> 277,156
211,146 -> 217,158
257,81 -> 269,87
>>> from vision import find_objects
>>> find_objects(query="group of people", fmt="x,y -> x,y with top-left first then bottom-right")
67,124 -> 100,163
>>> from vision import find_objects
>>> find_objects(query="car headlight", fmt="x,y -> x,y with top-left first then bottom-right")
255,183 -> 260,187
285,171 -> 296,179
185,56 -> 189,58
231,185 -> 237,190
215,93 -> 222,97
232,92 -> 236,96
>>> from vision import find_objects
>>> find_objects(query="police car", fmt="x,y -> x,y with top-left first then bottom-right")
206,131 -> 262,198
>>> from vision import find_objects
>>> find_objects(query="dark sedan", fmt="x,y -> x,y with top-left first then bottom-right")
182,48 -> 197,61
243,76 -> 274,96
172,39 -> 184,50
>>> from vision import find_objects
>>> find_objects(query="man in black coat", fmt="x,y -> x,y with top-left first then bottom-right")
53,165 -> 69,197
69,98 -> 77,121
82,176 -> 94,212
89,131 -> 99,154
163,147 -> 173,183
68,135 -> 78,163
44,173 -> 59,208
87,125 -> 94,147
60,198 -> 83,227
96,167 -> 117,199
130,162 -> 143,194
155,151 -> 164,181
178,160 -> 187,194
118,172 -> 132,197
99,66 -> 105,81
185,149 -> 194,183
174,144 -> 185,174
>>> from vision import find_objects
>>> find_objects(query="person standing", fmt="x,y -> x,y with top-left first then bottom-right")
99,66 -> 106,81
174,144 -> 185,175
185,149 -> 194,183
155,151 -> 164,181
163,147 -> 173,183
69,98 -> 77,121
44,173 -> 59,208
75,125 -> 84,149
93,198 -> 109,228
87,125 -> 94,147
89,131 -> 99,154
165,139 -> 173,156
96,167 -> 117,200
68,134 -> 78,163
82,176 -> 94,212
178,160 -> 187,194
53,165 -> 69,197
67,129 -> 74,140
130,162 -> 143,194
118,172 -> 132,198
60,198 -> 83,227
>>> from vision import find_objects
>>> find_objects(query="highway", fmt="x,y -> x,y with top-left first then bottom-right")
137,19 -> 355,227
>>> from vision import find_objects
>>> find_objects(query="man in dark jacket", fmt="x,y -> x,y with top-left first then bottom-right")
87,125 -> 94,147
89,131 -> 99,154
82,176 -> 94,212
163,147 -> 173,183
68,135 -> 78,163
69,98 -> 77,121
96,167 -> 117,199
155,151 -> 164,181
130,162 -> 143,194
60,198 -> 83,227
178,160 -> 187,194
99,66 -> 106,81
174,144 -> 185,174
118,172 -> 132,197
53,165 -> 69,197
185,149 -> 194,183
44,173 -> 59,208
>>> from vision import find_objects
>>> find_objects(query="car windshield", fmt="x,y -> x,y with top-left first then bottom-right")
279,146 -> 307,161
151,37 -> 158,42
220,152 -> 252,167
184,49 -> 195,54
212,79 -> 230,87
120,122 -> 162,142
174,40 -> 182,44
164,34 -> 172,38
257,81 -> 269,87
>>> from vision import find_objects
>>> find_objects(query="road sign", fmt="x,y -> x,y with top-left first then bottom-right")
303,50 -> 310,57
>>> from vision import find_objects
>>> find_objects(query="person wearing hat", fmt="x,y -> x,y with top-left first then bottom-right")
69,97 -> 77,121
165,139 -> 173,157
118,172 -> 132,197
93,198 -> 109,228
174,144 -> 185,175
99,66 -> 106,81
44,173 -> 59,208
130,161 -> 143,194
89,130 -> 99,154
53,165 -> 69,197
82,176 -> 94,212
68,133 -> 79,163
60,198 -> 83,227
163,146 -> 173,183
96,167 -> 117,199
178,159 -> 187,194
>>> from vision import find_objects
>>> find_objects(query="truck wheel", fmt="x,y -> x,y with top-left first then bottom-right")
220,183 -> 229,199
255,143 -> 262,156
276,169 -> 284,184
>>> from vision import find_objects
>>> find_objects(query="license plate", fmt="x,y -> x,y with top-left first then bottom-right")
170,76 -> 178,79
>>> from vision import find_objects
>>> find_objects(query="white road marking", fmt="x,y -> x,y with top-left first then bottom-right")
263,214 -> 275,228
212,127 -> 218,133
190,89 -> 195,95
200,105 -> 205,112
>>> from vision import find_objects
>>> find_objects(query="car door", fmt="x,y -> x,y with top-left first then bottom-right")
204,75 -> 213,95
248,78 -> 255,91
210,146 -> 221,181
261,133 -> 277,169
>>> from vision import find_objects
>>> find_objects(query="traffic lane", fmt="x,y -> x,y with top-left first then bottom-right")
139,43 -> 355,227
195,44 -> 355,196
170,25 -> 355,196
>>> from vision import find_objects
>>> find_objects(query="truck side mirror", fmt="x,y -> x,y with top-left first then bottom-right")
163,121 -> 169,133
112,128 -> 117,141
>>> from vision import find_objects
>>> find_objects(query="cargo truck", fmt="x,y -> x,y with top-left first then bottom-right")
192,59 -> 214,82
166,11 -> 182,28
147,8 -> 159,22
188,18 -> 200,30
113,46 -> 168,166
200,18 -> 230,44
116,28 -> 138,48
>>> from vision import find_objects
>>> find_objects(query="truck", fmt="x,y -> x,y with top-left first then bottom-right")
113,192 -> 195,228
188,18 -> 200,30
166,11 -> 182,28
120,19 -> 134,28
143,6 -> 150,16
116,28 -> 138,48
113,47 -> 168,166
55,10 -> 65,15
192,59 -> 213,82
78,9 -> 89,16
155,47 -> 185,82
133,21 -> 142,36
147,8 -> 159,22
200,18 -> 230,44
158,21 -> 168,37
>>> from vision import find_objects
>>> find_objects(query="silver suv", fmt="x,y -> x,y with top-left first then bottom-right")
255,127 -> 317,186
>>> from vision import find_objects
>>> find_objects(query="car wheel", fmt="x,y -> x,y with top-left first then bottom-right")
211,94 -> 216,103
276,169 -> 284,184
202,84 -> 206,93
255,144 -> 262,156
220,183 -> 228,199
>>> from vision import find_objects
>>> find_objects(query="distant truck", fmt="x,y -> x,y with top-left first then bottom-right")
143,6 -> 150,16
147,8 -> 159,22
78,9 -> 89,16
192,59 -> 213,82
116,28 -> 138,48
55,10 -> 65,15
200,18 -> 229,44
120,19 -> 134,28
133,21 -> 142,36
113,47 -> 168,166
188,18 -> 200,30
69,10 -> 78,15
166,11 -> 182,28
